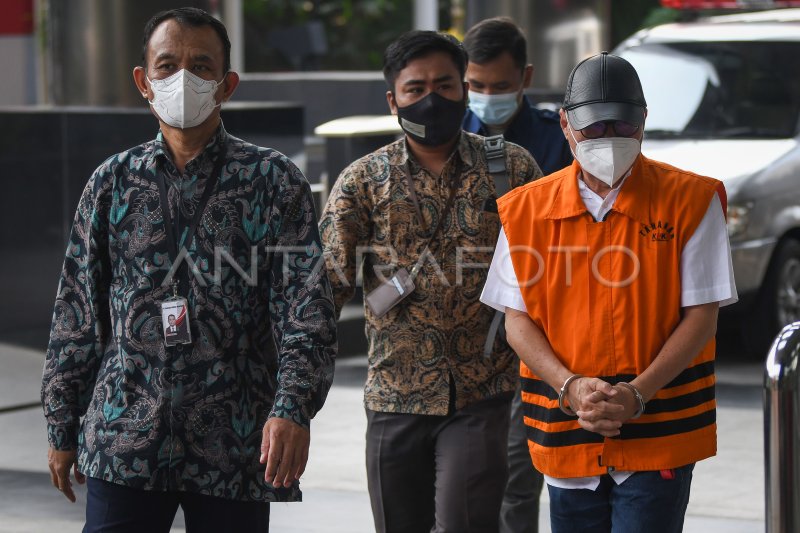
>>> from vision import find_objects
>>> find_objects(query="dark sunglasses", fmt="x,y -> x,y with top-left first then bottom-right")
580,120 -> 640,139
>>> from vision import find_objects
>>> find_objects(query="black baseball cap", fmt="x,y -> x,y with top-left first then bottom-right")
562,51 -> 647,130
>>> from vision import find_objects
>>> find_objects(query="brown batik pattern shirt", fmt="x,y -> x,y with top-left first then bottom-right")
319,132 -> 543,415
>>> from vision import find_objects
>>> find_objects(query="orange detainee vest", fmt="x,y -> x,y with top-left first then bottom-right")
497,155 -> 726,478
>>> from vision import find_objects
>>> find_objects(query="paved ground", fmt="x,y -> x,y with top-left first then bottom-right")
0,339 -> 767,532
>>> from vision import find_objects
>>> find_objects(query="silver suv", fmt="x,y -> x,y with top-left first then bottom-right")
614,9 -> 800,354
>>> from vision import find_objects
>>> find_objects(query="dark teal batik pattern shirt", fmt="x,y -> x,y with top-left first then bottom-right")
41,124 -> 337,502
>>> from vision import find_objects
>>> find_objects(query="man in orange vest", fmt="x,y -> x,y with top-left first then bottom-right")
480,52 -> 737,532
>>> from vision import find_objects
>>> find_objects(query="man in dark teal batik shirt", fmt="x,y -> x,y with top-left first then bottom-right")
41,8 -> 336,532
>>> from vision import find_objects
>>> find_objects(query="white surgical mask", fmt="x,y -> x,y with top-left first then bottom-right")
468,90 -> 520,126
568,125 -> 640,187
147,69 -> 225,129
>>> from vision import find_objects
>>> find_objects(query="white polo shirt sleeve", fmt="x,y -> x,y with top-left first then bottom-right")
480,228 -> 527,313
681,192 -> 738,307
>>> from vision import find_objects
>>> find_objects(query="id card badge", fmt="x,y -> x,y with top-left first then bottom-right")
364,267 -> 416,318
161,297 -> 192,346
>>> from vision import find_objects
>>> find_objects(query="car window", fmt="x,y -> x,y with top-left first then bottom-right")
618,41 -> 800,139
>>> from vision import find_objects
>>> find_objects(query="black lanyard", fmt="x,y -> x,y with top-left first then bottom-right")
156,153 -> 225,285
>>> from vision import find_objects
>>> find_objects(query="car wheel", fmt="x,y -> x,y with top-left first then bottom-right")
747,238 -> 800,356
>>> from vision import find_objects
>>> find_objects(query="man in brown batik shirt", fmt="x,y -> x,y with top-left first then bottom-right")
319,30 -> 541,533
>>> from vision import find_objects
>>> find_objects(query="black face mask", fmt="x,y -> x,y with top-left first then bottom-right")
395,91 -> 466,147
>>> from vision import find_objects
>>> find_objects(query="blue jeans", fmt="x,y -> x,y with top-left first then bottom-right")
84,478 -> 270,533
547,464 -> 695,533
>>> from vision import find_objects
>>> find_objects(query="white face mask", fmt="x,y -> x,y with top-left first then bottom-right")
468,90 -> 520,126
568,125 -> 641,187
147,69 -> 225,129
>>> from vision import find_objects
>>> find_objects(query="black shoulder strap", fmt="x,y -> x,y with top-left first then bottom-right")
483,134 -> 510,359
484,134 -> 509,197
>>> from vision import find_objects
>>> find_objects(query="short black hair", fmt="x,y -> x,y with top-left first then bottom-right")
382,30 -> 467,90
142,7 -> 231,73
463,17 -> 527,70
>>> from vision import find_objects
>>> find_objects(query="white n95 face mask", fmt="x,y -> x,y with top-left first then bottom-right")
568,126 -> 641,187
468,90 -> 520,126
147,69 -> 225,129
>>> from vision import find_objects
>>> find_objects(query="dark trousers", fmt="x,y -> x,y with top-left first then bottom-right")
499,378 -> 544,533
365,392 -> 513,533
84,478 -> 270,533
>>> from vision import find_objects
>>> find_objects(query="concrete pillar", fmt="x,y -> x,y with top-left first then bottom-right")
222,0 -> 244,73
41,0 -> 209,106
414,0 -> 438,30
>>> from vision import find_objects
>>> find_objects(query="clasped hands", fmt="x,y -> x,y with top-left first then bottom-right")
565,377 -> 640,437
